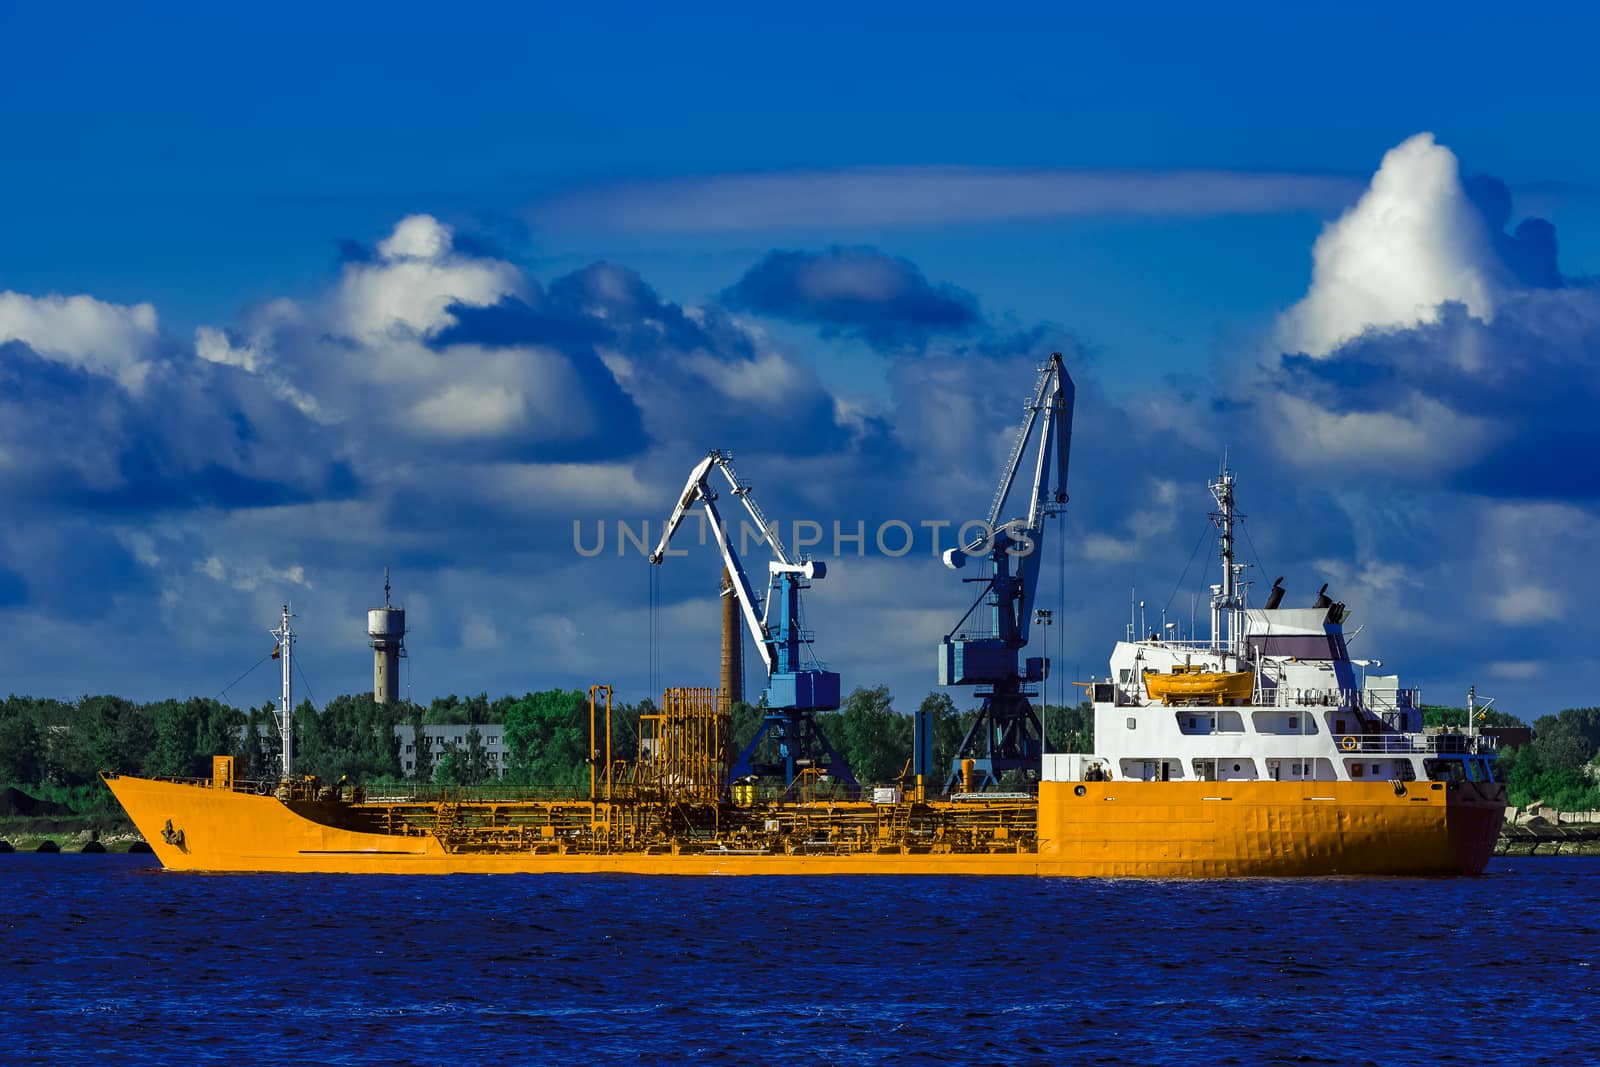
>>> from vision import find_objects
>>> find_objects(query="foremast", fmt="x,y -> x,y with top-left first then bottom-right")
272,604 -> 295,781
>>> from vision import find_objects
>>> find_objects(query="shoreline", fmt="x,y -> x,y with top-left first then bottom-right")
1496,821 -> 1600,857
0,815 -> 145,853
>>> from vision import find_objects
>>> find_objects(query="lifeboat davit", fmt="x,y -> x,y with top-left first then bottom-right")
1143,666 -> 1255,705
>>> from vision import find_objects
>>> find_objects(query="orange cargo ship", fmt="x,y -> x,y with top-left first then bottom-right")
102,760 -> 1504,877
101,466 -> 1506,878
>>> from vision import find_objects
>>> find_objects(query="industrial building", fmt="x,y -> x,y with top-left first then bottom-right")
394,723 -> 508,779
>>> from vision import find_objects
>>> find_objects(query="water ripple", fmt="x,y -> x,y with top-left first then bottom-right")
6,855 -> 1600,1064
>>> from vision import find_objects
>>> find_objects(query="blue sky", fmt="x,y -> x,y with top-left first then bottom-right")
2,4 -> 1598,719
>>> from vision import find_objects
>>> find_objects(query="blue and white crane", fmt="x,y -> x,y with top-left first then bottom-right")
648,450 -> 857,791
939,352 -> 1075,791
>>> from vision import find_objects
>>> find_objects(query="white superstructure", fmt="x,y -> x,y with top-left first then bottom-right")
1044,466 -> 1499,788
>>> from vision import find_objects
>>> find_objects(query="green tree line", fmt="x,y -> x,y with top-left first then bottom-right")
0,688 -> 664,813
6,688 -> 1598,815
0,686 -> 1086,809
1492,707 -> 1600,810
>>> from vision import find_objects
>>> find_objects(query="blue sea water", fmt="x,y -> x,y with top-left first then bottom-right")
6,854 -> 1599,1066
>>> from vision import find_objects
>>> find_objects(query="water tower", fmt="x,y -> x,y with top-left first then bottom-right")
368,568 -> 406,704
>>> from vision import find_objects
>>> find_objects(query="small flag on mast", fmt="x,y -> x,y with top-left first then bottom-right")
271,643 -> 281,660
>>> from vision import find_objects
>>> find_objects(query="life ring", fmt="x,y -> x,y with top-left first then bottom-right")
1340,735 -> 1358,751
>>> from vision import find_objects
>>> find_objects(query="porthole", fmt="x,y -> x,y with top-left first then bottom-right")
1074,785 -> 1087,797
1126,717 -> 1137,730
1232,763 -> 1241,773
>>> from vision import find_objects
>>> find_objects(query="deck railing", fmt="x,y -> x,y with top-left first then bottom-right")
1335,731 -> 1500,755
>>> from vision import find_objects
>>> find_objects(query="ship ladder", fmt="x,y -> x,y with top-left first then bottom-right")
432,801 -> 462,853
882,803 -> 911,850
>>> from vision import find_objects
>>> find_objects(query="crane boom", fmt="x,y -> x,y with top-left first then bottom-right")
938,352 -> 1075,792
710,453 -> 796,568
648,450 -> 854,789
649,453 -> 773,674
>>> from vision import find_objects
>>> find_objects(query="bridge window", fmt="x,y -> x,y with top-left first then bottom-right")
1423,758 -> 1468,783
1251,711 -> 1317,735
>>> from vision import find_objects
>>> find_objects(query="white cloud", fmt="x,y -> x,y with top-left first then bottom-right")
1478,502 -> 1600,626
185,221 -> 644,458
196,553 -> 312,593
539,165 -> 1359,232
1267,392 -> 1498,479
1490,587 -> 1561,625
378,214 -> 453,260
1489,660 -> 1542,680
412,382 -> 527,437
482,462 -> 656,511
195,325 -> 260,372
1076,479 -> 1180,564
338,214 -> 520,340
0,291 -> 159,390
682,349 -> 810,403
194,322 -> 325,419
461,613 -> 503,651
1261,136 -> 1597,496
1082,534 -> 1138,562
1278,133 -> 1501,357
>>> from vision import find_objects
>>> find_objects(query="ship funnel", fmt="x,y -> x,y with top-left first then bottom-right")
1312,582 -> 1333,609
1264,577 -> 1285,610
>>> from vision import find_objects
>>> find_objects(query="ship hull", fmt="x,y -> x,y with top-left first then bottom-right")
103,773 -> 1504,877
1038,779 -> 1504,877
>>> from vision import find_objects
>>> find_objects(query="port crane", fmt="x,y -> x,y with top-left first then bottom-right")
939,352 -> 1075,791
649,450 -> 857,791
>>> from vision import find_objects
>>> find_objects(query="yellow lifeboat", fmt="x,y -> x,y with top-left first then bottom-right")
1143,666 -> 1255,705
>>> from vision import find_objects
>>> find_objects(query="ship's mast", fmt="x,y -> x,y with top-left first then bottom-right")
273,604 -> 295,780
1208,465 -> 1244,658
